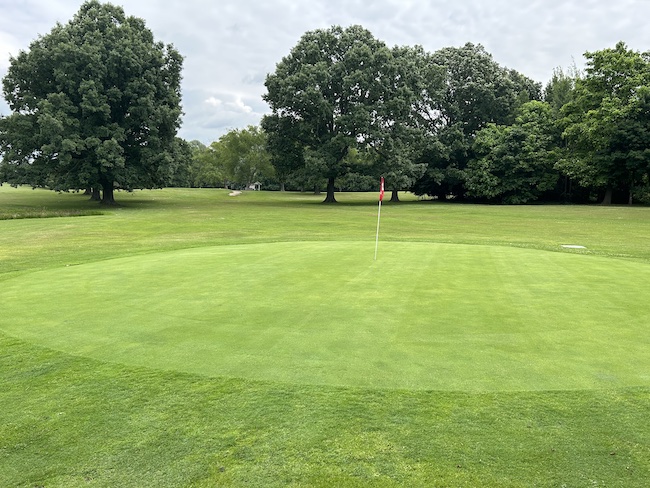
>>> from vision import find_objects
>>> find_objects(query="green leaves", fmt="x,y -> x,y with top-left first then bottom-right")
264,25 -> 399,202
195,126 -> 274,189
559,42 -> 650,201
264,27 -> 440,201
0,0 -> 183,203
411,43 -> 543,200
466,101 -> 559,204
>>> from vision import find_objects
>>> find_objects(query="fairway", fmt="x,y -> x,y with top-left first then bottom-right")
3,240 -> 649,391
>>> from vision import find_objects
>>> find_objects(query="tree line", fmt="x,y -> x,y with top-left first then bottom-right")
2,3 -> 649,205
183,28 -> 650,204
262,27 -> 650,204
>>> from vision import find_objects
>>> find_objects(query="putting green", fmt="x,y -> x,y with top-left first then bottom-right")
2,241 -> 649,391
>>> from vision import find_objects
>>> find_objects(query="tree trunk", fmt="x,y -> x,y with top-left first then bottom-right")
390,189 -> 400,202
323,176 -> 337,203
629,190 -> 634,205
280,182 -> 285,192
90,188 -> 101,201
601,187 -> 612,205
100,182 -> 116,205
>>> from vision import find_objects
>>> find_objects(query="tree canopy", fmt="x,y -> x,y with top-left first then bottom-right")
466,101 -> 560,203
559,42 -> 650,204
262,34 -> 650,204
210,126 -> 274,189
0,0 -> 183,204
263,25 -> 401,203
412,43 -> 542,200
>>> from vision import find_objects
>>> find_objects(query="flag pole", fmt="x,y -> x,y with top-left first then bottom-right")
374,177 -> 384,261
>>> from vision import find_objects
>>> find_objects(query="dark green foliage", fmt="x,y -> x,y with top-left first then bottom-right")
0,1 -> 183,204
167,137 -> 194,188
262,31 -> 650,204
559,42 -> 650,204
262,115 -> 305,191
363,45 -> 431,200
465,101 -> 560,203
263,25 -> 396,202
413,43 -> 542,200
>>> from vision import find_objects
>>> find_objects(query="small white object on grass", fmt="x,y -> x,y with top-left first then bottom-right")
561,245 -> 587,249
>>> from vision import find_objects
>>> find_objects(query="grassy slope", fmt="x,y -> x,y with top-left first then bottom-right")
1,186 -> 649,487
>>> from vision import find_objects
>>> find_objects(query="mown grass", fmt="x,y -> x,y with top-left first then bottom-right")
3,241 -> 650,392
1,185 -> 649,487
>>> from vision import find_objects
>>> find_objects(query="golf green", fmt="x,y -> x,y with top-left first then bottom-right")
2,241 -> 649,391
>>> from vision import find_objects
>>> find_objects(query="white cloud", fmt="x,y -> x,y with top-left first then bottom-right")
203,94 -> 257,114
0,32 -> 19,71
226,98 -> 253,114
204,97 -> 223,108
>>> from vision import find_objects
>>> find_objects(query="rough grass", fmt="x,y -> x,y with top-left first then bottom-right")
0,187 -> 104,220
1,185 -> 649,487
0,208 -> 104,219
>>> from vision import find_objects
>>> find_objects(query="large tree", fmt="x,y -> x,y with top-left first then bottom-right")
262,25 -> 393,203
559,42 -> 650,204
186,140 -> 226,188
412,43 -> 542,199
465,101 -> 560,203
362,45 -> 431,202
0,1 -> 183,204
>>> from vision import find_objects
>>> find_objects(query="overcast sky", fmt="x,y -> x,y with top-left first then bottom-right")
1,0 -> 649,144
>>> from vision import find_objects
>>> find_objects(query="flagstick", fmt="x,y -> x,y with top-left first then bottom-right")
374,198 -> 382,261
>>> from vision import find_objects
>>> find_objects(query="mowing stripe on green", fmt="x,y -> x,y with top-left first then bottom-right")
2,241 -> 649,391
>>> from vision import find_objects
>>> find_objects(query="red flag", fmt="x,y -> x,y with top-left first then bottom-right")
379,177 -> 385,202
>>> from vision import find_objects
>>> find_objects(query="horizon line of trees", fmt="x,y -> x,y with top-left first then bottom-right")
186,30 -> 650,205
1,8 -> 649,205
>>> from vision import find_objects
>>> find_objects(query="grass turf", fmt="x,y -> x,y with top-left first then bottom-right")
2,241 -> 650,391
1,185 -> 649,486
